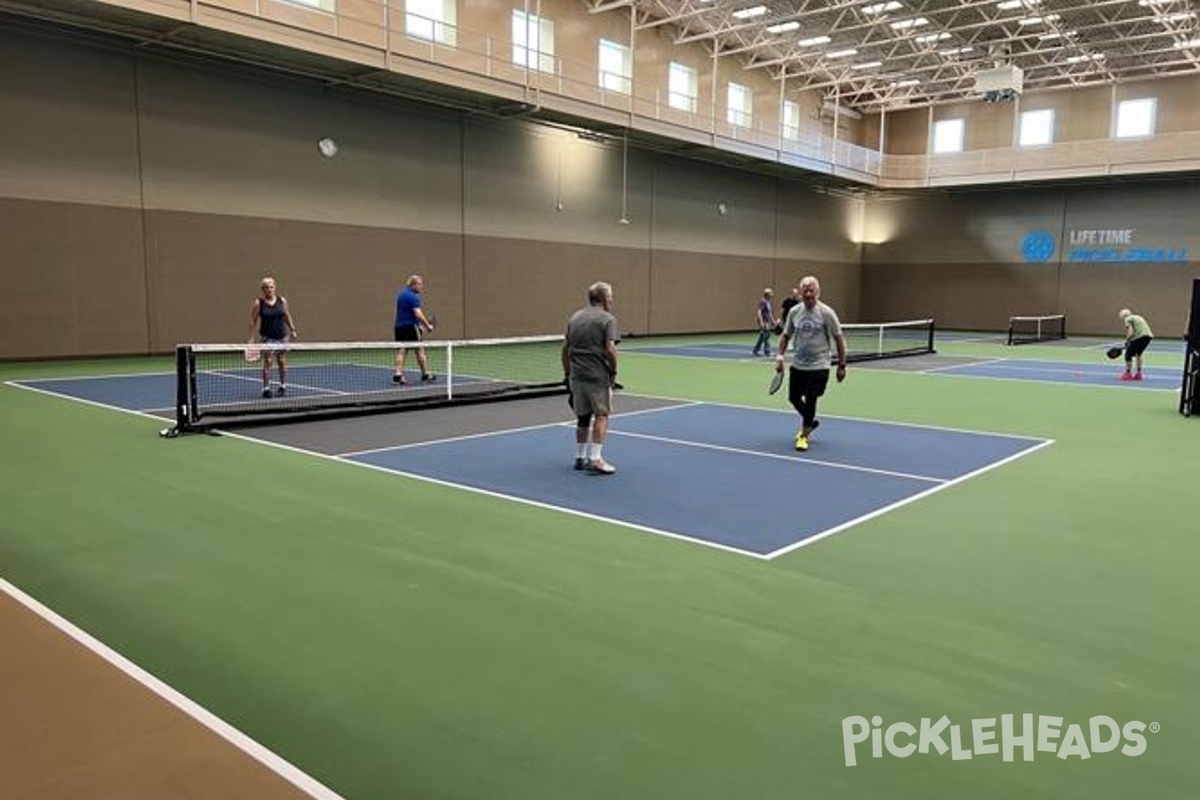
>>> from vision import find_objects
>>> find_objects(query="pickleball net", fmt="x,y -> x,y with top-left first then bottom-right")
841,319 -> 936,362
172,335 -> 566,433
1007,314 -> 1067,345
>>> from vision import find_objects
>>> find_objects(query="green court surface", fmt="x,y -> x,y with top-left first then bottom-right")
1,334 -> 1196,800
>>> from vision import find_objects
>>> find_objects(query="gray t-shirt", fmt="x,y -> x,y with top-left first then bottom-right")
565,305 -> 619,384
784,301 -> 842,370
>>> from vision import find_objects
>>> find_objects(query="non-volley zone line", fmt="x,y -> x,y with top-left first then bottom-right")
344,403 -> 1051,559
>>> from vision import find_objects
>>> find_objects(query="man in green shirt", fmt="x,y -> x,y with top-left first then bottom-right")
1118,308 -> 1154,381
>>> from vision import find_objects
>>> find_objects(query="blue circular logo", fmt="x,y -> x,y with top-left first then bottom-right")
1021,231 -> 1056,263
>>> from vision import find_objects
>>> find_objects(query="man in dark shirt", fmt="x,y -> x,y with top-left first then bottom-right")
561,281 -> 619,475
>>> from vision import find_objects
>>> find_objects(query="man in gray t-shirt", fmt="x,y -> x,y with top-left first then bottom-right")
775,275 -> 847,452
562,281 -> 620,475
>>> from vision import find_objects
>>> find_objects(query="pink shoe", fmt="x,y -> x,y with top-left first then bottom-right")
1132,373 -> 1143,381
1119,372 -> 1133,381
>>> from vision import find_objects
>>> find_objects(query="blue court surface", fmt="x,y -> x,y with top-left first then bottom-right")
11,372 -> 1050,559
345,403 -> 1050,558
927,358 -> 1179,390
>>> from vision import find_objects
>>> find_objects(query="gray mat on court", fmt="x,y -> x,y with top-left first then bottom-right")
228,393 -> 687,456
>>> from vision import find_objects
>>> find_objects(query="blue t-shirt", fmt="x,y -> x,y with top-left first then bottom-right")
395,287 -> 422,327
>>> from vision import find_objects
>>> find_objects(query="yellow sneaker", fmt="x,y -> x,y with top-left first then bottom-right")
794,432 -> 809,451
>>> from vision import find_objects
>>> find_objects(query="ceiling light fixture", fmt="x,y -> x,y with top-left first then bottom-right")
732,5 -> 768,19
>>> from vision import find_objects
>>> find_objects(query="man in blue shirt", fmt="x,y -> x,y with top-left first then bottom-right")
393,274 -> 436,384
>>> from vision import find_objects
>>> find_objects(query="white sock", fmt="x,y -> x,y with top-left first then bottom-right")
576,442 -> 587,459
591,444 -> 603,461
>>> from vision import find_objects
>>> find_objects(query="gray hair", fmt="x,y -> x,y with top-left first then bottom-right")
799,275 -> 821,294
588,281 -> 613,305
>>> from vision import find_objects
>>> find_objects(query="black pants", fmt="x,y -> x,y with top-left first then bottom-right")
788,367 -> 830,428
1125,335 -> 1153,361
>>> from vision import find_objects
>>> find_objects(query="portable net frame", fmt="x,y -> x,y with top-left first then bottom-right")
1007,314 -> 1067,345
840,319 -> 936,362
172,335 -> 566,433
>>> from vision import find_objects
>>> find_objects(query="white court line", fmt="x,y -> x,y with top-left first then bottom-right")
607,429 -> 945,484
763,438 -> 1056,559
949,361 -> 1177,381
10,369 -> 174,382
1,579 -> 348,800
6,380 -> 175,424
921,368 -> 1181,393
922,357 -> 1008,373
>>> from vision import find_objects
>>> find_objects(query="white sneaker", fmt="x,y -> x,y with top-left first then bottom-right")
588,459 -> 616,475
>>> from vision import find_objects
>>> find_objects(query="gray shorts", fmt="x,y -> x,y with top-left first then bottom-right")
571,380 -> 612,417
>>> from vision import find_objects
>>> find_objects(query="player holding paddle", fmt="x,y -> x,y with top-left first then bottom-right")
1116,308 -> 1154,381
393,274 -> 436,384
562,281 -> 619,475
774,275 -> 847,452
249,276 -> 298,398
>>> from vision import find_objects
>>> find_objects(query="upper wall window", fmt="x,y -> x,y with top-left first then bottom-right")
407,0 -> 456,46
598,39 -> 632,94
727,82 -> 752,128
1115,98 -> 1156,138
668,63 -> 697,113
512,10 -> 555,73
932,118 -> 964,153
782,100 -> 801,140
1018,108 -> 1054,147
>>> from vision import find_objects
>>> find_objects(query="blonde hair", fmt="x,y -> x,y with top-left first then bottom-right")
1119,308 -> 1131,320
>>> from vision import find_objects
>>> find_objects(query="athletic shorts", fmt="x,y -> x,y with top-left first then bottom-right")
259,336 -> 289,356
394,325 -> 421,343
788,367 -> 830,399
570,379 -> 612,417
1126,335 -> 1153,358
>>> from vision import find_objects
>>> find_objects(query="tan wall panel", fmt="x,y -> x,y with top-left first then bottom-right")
882,107 -> 929,155
0,199 -> 148,359
861,262 -> 1061,331
650,157 -> 778,257
463,237 -> 650,337
136,59 -> 464,231
862,190 -> 1068,265
1032,85 -> 1110,142
0,30 -> 142,207
648,252 -> 774,333
142,211 -> 463,349
463,118 -> 651,246
1060,262 -> 1200,336
775,189 -> 863,263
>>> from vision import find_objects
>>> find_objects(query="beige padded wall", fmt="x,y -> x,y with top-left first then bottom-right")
862,184 -> 1200,334
133,57 -> 466,348
0,30 -> 149,358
